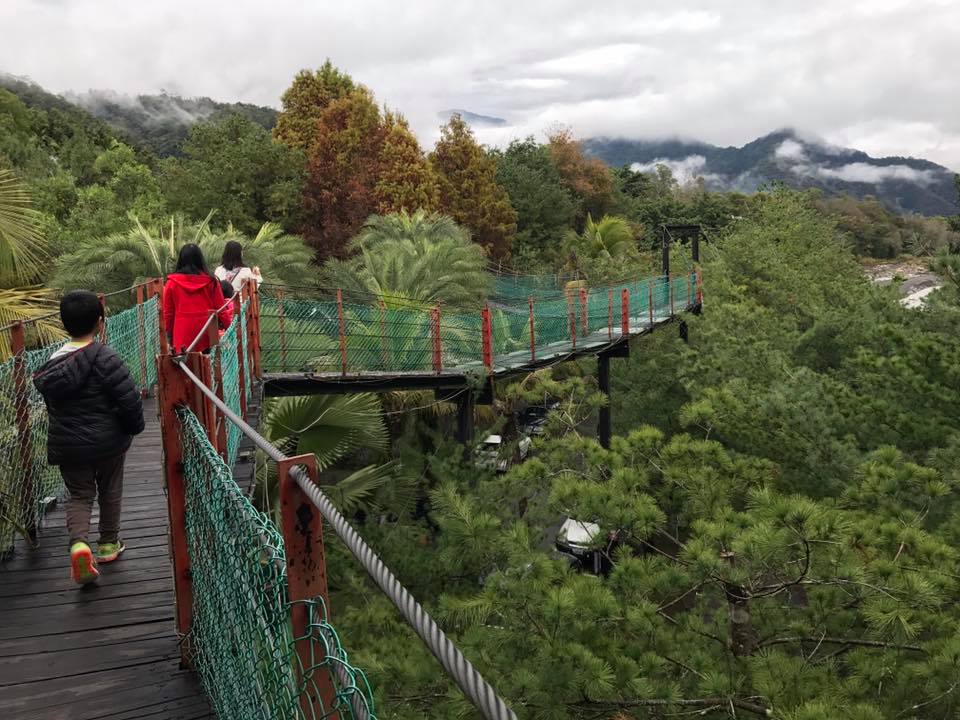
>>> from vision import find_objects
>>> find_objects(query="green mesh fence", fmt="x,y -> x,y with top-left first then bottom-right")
179,408 -> 376,720
259,272 -> 698,376
211,299 -> 252,467
0,296 -> 161,551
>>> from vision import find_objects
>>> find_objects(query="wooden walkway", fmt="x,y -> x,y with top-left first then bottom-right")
0,398 -> 257,720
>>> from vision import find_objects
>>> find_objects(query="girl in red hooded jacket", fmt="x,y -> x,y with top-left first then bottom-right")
163,243 -> 233,353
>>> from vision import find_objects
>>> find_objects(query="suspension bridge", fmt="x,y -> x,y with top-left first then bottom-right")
0,254 -> 701,719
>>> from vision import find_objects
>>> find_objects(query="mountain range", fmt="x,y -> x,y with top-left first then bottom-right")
584,131 -> 958,216
2,74 -> 955,217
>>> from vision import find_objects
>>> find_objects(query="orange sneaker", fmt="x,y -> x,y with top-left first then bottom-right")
70,542 -> 100,585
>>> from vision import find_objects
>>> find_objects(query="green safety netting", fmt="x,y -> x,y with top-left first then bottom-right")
210,298 -> 252,467
258,273 -> 697,376
179,408 -> 376,720
0,296 -> 161,551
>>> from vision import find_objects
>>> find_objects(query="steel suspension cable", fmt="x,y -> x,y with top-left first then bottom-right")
173,357 -> 518,720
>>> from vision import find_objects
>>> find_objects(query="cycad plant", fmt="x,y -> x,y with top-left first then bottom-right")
52,212 -> 313,293
324,210 -> 490,309
255,393 -> 412,520
0,169 -> 60,357
563,213 -> 648,282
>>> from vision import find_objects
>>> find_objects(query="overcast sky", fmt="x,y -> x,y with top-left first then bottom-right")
2,0 -> 957,169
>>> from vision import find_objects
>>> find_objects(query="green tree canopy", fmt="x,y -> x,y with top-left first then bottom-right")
273,60 -> 356,153
161,113 -> 305,235
493,137 -> 576,268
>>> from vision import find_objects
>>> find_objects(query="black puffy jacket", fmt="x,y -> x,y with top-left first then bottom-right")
33,342 -> 145,465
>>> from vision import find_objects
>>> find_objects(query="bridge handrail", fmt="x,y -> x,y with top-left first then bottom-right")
170,331 -> 519,720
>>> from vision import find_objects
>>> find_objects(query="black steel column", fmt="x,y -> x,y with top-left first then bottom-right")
598,353 -> 611,449
456,390 -> 475,445
691,233 -> 700,263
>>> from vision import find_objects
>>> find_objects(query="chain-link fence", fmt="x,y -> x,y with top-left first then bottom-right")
0,287 -> 161,553
179,408 -> 376,720
258,272 -> 699,376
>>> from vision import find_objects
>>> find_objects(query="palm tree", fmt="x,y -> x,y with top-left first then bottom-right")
0,170 -> 60,357
565,214 -> 635,260
52,212 -> 314,293
563,214 -> 645,283
323,210 -> 490,309
255,393 -> 411,520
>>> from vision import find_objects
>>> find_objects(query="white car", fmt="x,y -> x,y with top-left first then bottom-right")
476,434 -> 532,473
555,517 -> 616,575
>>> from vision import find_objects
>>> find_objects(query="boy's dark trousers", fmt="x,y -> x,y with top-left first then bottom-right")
61,453 -> 125,546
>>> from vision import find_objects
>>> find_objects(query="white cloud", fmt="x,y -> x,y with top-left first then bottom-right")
774,139 -> 808,162
0,1 -> 957,168
814,162 -> 936,184
630,155 -> 720,185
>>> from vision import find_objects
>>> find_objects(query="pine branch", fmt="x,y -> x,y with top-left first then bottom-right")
758,636 -> 925,653
568,696 -> 771,717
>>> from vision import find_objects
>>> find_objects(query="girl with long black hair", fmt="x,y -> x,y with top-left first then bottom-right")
163,243 -> 233,353
215,240 -> 263,293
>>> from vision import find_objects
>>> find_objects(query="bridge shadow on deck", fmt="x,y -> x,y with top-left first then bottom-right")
0,398 -> 258,720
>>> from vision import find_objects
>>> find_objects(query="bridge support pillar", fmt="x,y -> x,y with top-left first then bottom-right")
598,354 -> 611,449
456,390 -> 475,446
597,342 -> 629,449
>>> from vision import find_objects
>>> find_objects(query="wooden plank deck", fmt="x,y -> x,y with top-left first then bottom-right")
0,399 -> 214,720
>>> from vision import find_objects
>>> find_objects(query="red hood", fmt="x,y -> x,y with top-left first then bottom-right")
166,273 -> 216,293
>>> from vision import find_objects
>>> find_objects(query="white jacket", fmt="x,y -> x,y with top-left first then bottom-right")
215,265 -> 263,293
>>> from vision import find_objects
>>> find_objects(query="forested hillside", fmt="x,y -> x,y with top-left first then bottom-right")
3,58 -> 960,719
585,130 -> 960,217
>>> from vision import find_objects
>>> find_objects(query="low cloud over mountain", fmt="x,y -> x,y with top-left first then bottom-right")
585,130 -> 958,216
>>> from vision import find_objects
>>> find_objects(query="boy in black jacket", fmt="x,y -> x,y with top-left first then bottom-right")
34,291 -> 145,585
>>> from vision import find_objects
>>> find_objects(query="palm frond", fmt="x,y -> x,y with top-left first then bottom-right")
0,170 -> 48,284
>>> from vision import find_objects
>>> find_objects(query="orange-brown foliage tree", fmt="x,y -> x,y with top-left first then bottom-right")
301,88 -> 384,261
374,112 -> 439,214
430,114 -> 516,260
548,127 -> 616,225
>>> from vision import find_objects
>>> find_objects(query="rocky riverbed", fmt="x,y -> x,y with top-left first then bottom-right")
864,259 -> 943,308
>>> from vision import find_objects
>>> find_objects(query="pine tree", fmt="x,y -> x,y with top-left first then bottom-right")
430,114 -> 517,260
301,88 -> 383,261
374,112 -> 439,214
273,60 -> 355,153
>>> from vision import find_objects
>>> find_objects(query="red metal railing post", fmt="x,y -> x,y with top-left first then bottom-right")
378,300 -> 388,369
669,273 -> 675,316
579,286 -> 588,336
234,295 -> 248,416
157,353 -> 196,666
135,284 -> 149,395
696,268 -> 704,305
607,289 -> 613,340
621,289 -> 629,336
277,287 -> 287,372
481,304 -> 493,371
249,280 -> 263,380
431,306 -> 443,374
528,296 -> 536,362
206,314 -> 227,458
336,289 -> 347,376
97,293 -> 107,344
687,272 -> 694,308
11,321 -> 37,542
278,454 -> 338,716
648,280 -> 654,327
150,278 -> 170,355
